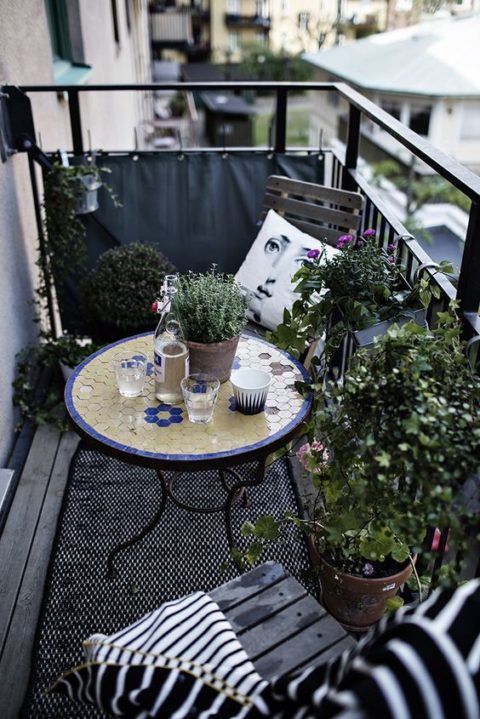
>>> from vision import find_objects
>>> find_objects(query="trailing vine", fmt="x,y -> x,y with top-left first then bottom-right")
13,160 -> 119,430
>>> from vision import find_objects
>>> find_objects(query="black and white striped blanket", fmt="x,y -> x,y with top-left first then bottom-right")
52,579 -> 480,719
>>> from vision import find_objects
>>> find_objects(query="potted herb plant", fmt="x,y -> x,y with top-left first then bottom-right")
172,267 -> 247,382
271,229 -> 452,375
241,310 -> 480,630
81,243 -> 176,342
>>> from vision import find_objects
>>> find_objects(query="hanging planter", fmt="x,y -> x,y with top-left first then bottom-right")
74,172 -> 103,215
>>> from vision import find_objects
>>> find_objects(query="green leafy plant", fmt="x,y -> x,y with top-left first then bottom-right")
13,161 -> 119,430
173,267 -> 247,343
271,229 -> 452,363
81,243 -> 176,337
39,162 -> 119,315
13,333 -> 100,430
240,310 -> 480,585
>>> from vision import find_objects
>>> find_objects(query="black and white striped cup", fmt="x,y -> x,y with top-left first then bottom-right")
230,368 -> 272,415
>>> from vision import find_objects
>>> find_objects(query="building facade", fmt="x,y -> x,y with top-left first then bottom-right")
304,14 -> 480,172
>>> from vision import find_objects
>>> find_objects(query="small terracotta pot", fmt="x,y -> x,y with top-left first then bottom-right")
186,336 -> 240,383
309,539 -> 413,632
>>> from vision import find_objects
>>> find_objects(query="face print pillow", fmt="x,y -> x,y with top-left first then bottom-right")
235,209 -> 339,331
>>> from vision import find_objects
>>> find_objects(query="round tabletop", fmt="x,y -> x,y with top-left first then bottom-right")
65,332 -> 312,469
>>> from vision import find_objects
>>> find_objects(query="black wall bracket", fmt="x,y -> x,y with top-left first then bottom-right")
0,85 -> 52,169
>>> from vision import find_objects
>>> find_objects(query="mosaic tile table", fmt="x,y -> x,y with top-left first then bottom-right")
65,332 -> 312,575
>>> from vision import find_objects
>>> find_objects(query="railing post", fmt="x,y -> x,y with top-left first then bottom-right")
343,103 -> 360,191
68,90 -> 84,155
274,88 -> 287,153
457,200 -> 480,315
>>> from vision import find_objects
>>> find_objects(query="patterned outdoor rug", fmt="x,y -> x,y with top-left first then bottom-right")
22,443 -> 312,718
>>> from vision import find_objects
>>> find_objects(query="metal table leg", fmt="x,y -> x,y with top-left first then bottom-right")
107,469 -> 168,578
224,458 -> 267,553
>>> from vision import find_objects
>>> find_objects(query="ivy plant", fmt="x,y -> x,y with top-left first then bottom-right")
240,308 -> 480,586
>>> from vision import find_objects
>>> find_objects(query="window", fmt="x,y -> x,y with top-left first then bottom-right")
44,0 -> 91,84
111,0 -> 120,44
256,31 -> 266,46
45,0 -> 72,61
227,0 -> 240,13
409,104 -> 431,136
460,103 -> 480,140
228,31 -> 239,53
281,0 -> 290,14
298,12 -> 310,32
381,100 -> 401,122
255,0 -> 268,16
125,0 -> 131,33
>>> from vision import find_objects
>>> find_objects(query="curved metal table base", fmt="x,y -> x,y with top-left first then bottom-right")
107,464 -> 260,577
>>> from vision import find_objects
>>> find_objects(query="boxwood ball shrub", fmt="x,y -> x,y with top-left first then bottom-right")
82,244 -> 176,336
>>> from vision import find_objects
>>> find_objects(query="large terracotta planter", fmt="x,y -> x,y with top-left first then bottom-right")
186,336 -> 240,383
309,540 -> 413,632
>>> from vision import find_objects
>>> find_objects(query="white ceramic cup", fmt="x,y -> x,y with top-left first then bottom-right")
230,368 -> 272,415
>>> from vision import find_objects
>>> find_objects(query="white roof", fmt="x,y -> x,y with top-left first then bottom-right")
304,14 -> 480,97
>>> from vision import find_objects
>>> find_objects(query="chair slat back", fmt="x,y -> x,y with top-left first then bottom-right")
262,175 -> 363,247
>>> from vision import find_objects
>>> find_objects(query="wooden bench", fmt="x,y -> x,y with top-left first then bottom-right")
211,561 -> 355,680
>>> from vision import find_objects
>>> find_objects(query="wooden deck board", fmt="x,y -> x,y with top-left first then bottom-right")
0,429 -> 78,719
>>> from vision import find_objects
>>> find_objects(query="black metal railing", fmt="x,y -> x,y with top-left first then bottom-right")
12,80 -> 480,343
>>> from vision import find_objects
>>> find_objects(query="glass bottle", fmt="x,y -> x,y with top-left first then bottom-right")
153,275 -> 189,404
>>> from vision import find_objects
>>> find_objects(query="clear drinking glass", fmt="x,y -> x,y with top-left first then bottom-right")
112,352 -> 147,397
181,374 -> 220,424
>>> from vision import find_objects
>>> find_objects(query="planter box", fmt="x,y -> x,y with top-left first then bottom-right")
326,305 -> 427,383
352,306 -> 427,350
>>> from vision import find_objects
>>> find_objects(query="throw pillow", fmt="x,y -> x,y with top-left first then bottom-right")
50,591 -> 269,719
235,209 -> 339,331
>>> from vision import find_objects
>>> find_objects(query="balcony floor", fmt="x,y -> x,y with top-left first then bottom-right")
0,426 -> 78,718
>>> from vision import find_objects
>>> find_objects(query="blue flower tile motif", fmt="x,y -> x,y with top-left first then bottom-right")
228,396 -> 237,412
143,403 -> 184,427
232,356 -> 242,370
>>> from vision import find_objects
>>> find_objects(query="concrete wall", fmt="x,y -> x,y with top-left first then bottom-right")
0,0 -> 64,467
0,0 -> 152,467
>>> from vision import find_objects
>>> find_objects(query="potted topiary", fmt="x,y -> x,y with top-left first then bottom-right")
271,229 -> 452,377
240,310 -> 480,630
172,267 -> 247,383
81,243 -> 176,342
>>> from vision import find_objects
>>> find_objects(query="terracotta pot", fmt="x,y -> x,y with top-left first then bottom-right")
309,539 -> 413,632
186,336 -> 240,383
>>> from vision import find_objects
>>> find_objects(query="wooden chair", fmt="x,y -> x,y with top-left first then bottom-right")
211,561 -> 355,680
262,175 -> 363,248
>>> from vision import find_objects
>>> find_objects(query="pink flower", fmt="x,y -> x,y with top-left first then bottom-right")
296,443 -> 310,469
431,528 -> 449,552
363,228 -> 376,238
336,234 -> 353,250
151,301 -> 160,314
307,248 -> 321,260
296,441 -> 329,473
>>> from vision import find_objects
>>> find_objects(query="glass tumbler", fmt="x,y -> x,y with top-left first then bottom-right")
181,374 -> 220,424
112,352 -> 147,397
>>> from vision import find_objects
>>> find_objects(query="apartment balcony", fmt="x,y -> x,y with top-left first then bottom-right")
224,12 -> 271,29
1,80 -> 480,716
149,5 -> 195,49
